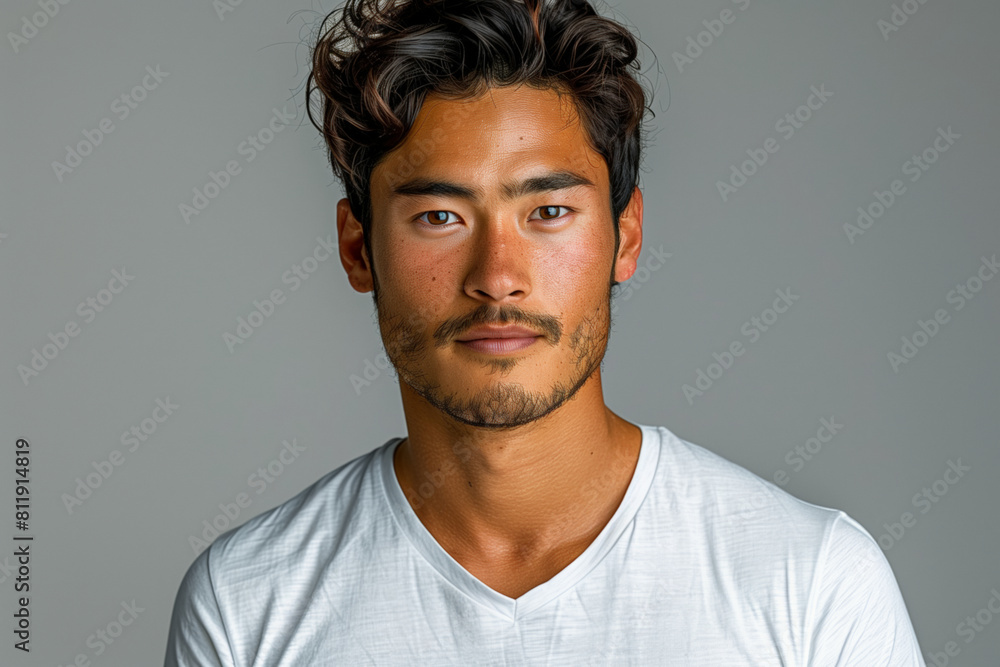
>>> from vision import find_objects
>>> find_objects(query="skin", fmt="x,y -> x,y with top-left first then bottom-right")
337,83 -> 644,598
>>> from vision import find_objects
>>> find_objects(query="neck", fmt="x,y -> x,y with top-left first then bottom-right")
392,372 -> 642,566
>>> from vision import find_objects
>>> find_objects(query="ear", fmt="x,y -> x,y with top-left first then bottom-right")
613,186 -> 643,283
337,198 -> 374,293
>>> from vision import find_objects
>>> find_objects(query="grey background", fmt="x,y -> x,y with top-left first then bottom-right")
1,0 -> 998,664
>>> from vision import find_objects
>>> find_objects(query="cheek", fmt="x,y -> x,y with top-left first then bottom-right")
542,231 -> 613,298
378,233 -> 435,286
379,244 -> 451,314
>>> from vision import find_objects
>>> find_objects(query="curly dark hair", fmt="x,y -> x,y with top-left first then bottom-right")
306,0 -> 651,289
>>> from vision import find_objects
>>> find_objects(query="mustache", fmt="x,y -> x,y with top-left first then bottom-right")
433,304 -> 562,347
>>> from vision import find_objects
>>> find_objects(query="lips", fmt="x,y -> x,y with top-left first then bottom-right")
455,325 -> 542,341
456,335 -> 541,354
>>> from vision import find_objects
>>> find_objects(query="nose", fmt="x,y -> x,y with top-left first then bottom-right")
462,214 -> 533,304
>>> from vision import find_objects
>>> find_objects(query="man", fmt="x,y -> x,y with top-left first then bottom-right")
166,0 -> 925,664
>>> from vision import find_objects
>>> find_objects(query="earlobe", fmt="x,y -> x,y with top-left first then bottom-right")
337,198 -> 374,293
613,186 -> 644,283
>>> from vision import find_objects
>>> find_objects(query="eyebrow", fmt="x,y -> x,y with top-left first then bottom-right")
389,170 -> 596,203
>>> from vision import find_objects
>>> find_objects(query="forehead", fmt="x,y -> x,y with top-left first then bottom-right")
370,85 -> 608,200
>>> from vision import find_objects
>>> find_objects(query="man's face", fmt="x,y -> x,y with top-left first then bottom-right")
361,84 -> 637,429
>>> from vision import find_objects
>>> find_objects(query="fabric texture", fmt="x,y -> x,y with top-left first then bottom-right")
165,423 -> 926,666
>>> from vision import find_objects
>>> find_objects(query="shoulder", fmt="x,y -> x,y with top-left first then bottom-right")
166,440 -> 400,664
651,425 -> 842,542
805,512 -> 925,664
647,427 -> 923,662
643,424 -> 873,591
196,440 -> 393,591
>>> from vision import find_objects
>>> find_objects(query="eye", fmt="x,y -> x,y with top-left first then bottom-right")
415,206 -> 572,227
416,210 -> 460,226
530,206 -> 572,222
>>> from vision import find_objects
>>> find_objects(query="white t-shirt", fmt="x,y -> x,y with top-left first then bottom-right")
165,423 -> 926,666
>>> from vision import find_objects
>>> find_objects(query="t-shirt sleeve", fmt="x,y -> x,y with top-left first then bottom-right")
805,512 -> 926,667
164,547 -> 237,667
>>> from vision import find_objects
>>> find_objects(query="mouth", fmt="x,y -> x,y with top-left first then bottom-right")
454,323 -> 545,354
455,336 -> 542,354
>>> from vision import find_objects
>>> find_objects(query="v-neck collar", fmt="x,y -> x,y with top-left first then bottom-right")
377,423 -> 662,620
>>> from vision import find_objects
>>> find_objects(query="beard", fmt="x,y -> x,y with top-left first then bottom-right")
373,283 -> 615,430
